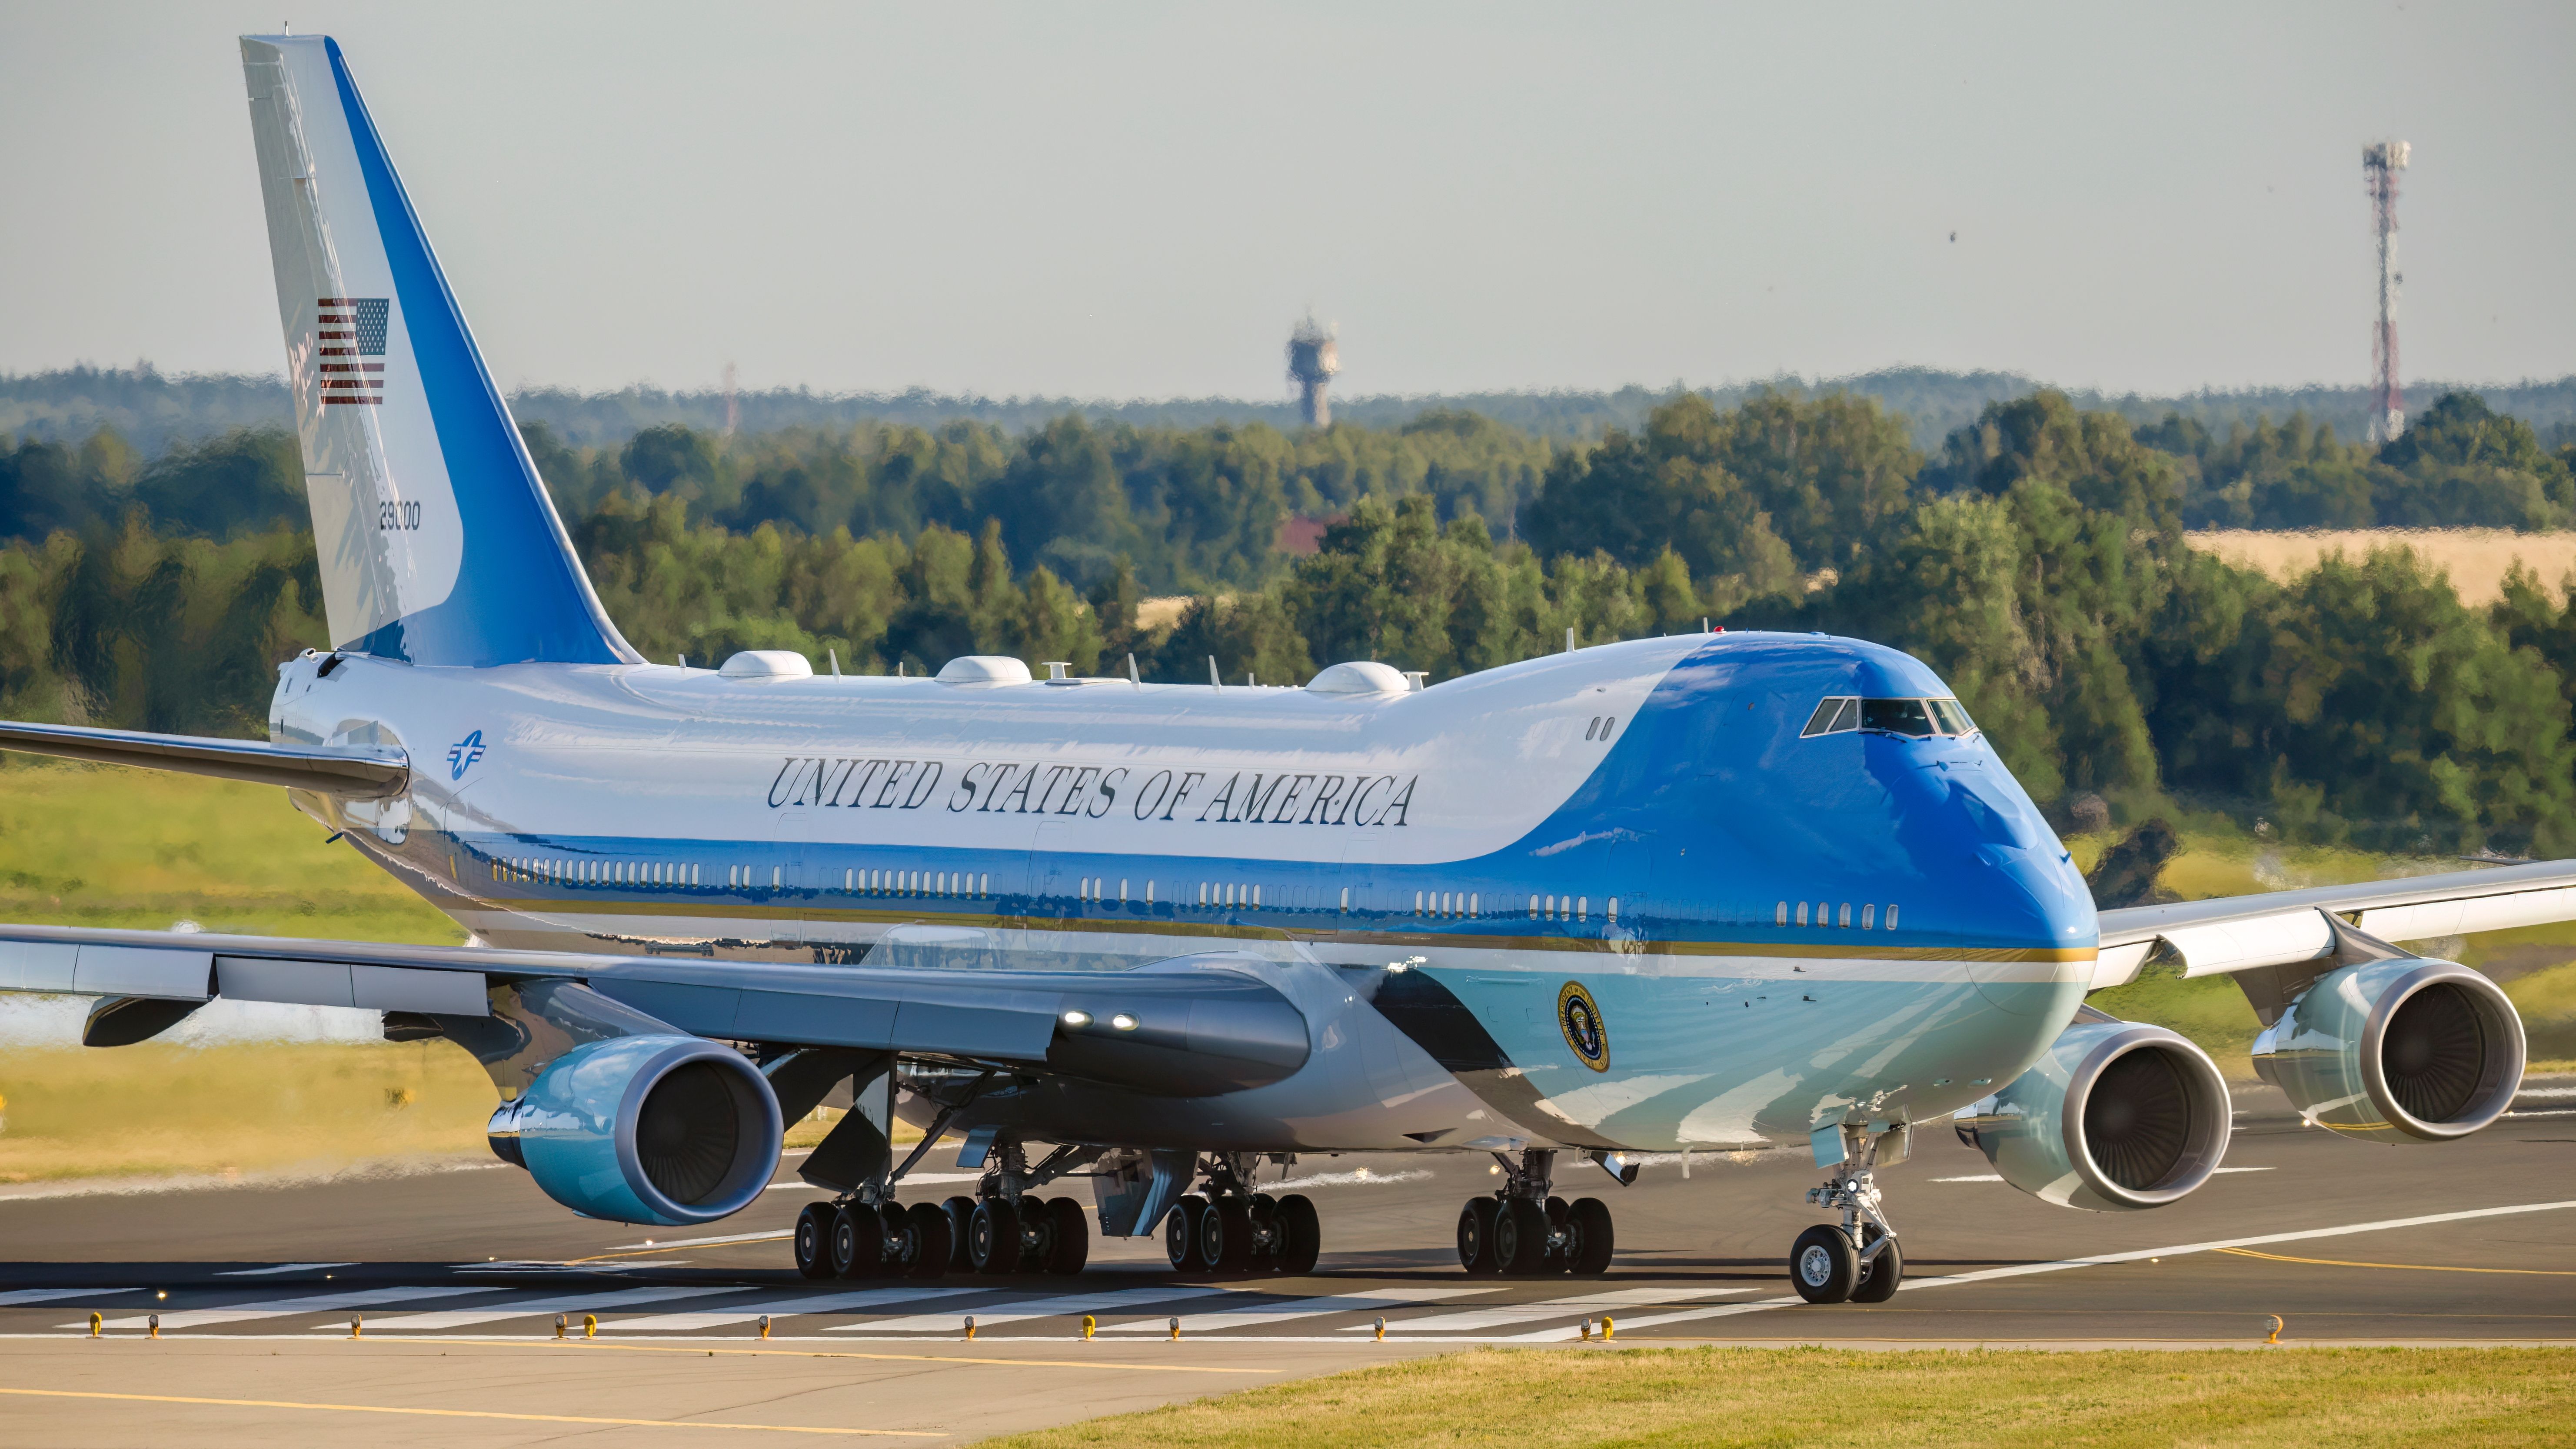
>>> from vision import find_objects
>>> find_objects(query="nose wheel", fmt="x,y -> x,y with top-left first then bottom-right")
1789,1159 -> 1904,1305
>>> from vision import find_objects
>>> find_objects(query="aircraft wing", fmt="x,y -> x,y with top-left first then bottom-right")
0,720 -> 409,797
0,921 -> 1309,1098
2090,857 -> 2576,990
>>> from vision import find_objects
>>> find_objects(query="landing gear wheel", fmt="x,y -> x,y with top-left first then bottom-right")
942,1196 -> 978,1272
1045,1196 -> 1089,1275
832,1202 -> 885,1279
1457,1198 -> 1501,1275
905,1202 -> 953,1279
1247,1195 -> 1280,1272
1496,1198 -> 1551,1275
969,1197 -> 1023,1274
793,1202 -> 834,1280
1544,1197 -> 1571,1274
1790,1224 -> 1858,1304
1567,1197 -> 1614,1276
1165,1195 -> 1209,1271
1208,1197 -> 1254,1273
1850,1226 -> 1902,1303
1275,1194 -> 1321,1276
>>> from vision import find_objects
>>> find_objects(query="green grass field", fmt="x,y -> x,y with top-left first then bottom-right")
971,1346 -> 2576,1448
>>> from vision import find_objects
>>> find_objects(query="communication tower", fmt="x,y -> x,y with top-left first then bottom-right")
1286,314 -> 1338,428
2363,140 -> 2409,443
723,360 -> 740,437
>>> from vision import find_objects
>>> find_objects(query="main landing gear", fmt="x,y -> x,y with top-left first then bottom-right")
1163,1153 -> 1321,1276
1456,1149 -> 1615,1277
792,1140 -> 1093,1279
1789,1150 -> 1902,1305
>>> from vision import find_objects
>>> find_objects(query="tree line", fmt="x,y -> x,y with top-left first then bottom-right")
9,390 -> 2576,853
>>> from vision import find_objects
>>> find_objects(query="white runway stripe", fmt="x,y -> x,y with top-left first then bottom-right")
0,1289 -> 118,1307
612,1288 -> 981,1332
354,1285 -> 740,1331
1099,1286 -> 1486,1332
216,1263 -> 357,1276
846,1286 -> 1229,1332
1531,1196 -> 2576,1340
1373,1285 -> 1751,1333
87,1286 -> 497,1330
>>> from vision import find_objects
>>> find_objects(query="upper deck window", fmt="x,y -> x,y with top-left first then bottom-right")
1807,695 -> 1977,739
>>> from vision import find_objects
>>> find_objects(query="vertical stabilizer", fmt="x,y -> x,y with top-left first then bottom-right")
239,36 -> 634,666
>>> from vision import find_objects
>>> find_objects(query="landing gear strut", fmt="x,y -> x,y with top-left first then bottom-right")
1456,1149 -> 1614,1277
1789,1133 -> 1904,1305
1162,1153 -> 1321,1276
797,1136 -> 1095,1279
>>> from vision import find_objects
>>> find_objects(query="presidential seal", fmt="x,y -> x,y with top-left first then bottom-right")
1557,981 -> 1610,1072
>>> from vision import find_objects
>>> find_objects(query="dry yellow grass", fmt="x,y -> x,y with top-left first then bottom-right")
2187,528 -> 2576,607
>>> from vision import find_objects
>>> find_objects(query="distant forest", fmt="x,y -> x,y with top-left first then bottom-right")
10,379 -> 2576,856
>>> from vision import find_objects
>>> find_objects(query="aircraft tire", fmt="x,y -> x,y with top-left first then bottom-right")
906,1202 -> 952,1279
1567,1197 -> 1614,1276
1497,1199 -> 1550,1275
1045,1197 -> 1090,1275
1850,1227 -> 1902,1303
1790,1225 -> 1858,1304
1165,1195 -> 1208,1271
1456,1198 -> 1501,1275
970,1196 -> 1023,1274
1275,1194 -> 1321,1276
1210,1197 -> 1255,1273
942,1196 -> 978,1272
793,1202 -> 834,1280
833,1202 -> 885,1279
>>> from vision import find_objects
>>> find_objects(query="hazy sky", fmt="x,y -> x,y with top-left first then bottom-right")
3,3 -> 2570,401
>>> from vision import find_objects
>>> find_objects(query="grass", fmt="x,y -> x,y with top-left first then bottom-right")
0,759 -> 462,943
971,1346 -> 2576,1449
2187,528 -> 2576,608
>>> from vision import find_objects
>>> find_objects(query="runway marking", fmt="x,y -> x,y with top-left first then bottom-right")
2217,1246 -> 2576,1276
216,1262 -> 357,1276
1516,1197 -> 2576,1340
615,1288 -> 983,1332
606,1229 -> 792,1251
0,1386 -> 935,1436
0,1289 -> 118,1306
86,1285 -> 499,1330
1365,1286 -> 1753,1334
363,1334 -> 1281,1372
1936,1168 -> 2273,1183
353,1284 -> 740,1331
848,1286 -> 1230,1332
1098,1286 -> 1485,1332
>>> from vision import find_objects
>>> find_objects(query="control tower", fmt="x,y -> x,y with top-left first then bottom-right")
1286,314 -> 1338,428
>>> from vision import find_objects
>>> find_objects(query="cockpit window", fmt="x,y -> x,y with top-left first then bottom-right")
1801,696 -> 1859,736
1807,696 -> 1977,739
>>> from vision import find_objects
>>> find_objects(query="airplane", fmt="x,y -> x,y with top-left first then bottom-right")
0,34 -> 2553,1303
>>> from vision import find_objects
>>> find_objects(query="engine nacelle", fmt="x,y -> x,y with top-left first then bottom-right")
486,1034 -> 782,1226
2253,957 -> 2525,1143
1954,1017 -> 2233,1212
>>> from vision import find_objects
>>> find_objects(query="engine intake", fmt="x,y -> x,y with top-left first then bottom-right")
487,1034 -> 782,1226
2253,957 -> 2525,1143
1954,1016 -> 2233,1212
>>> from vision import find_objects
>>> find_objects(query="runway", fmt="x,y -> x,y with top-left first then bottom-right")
3,1078 -> 2571,1442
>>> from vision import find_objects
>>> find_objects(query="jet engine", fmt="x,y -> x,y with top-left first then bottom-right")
1953,1015 -> 2232,1211
2252,956 -> 2524,1143
486,1034 -> 783,1226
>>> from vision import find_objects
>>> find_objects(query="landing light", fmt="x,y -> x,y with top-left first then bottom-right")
1062,1010 -> 1093,1027
1110,1013 -> 1139,1032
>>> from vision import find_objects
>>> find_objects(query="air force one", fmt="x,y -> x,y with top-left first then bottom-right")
0,35 -> 2553,1301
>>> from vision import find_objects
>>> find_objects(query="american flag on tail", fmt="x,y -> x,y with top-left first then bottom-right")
316,296 -> 388,405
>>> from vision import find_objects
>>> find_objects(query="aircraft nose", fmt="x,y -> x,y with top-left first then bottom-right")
1905,760 -> 2097,1016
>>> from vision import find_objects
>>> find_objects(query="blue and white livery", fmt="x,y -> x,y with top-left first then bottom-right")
0,35 -> 2549,1298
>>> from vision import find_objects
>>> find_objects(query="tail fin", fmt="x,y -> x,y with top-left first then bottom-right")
238,36 -> 634,667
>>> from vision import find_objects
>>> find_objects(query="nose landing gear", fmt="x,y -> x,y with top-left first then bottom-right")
1789,1128 -> 1905,1305
1455,1149 -> 1616,1276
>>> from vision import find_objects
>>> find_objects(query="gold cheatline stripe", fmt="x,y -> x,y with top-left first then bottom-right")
462,896 -> 2093,963
0,1386 -> 935,1436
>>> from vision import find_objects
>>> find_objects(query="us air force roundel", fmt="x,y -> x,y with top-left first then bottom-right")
1558,981 -> 1610,1072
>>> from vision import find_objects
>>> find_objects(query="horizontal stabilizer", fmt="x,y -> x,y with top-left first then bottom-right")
0,720 -> 409,797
